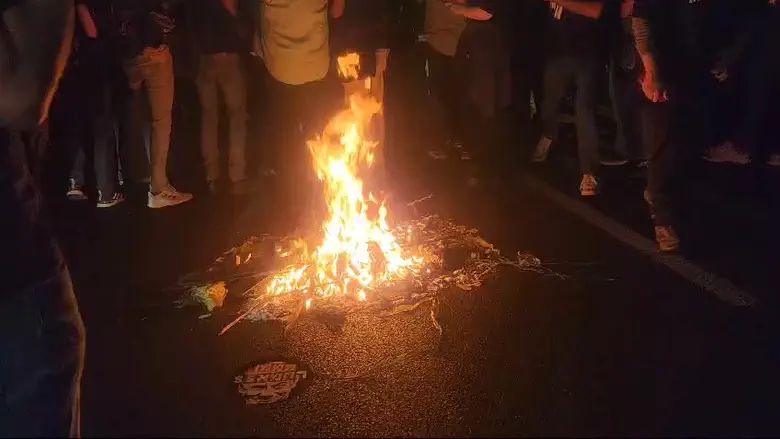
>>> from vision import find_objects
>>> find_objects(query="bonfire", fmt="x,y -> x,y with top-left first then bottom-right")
263,58 -> 426,305
176,54 -> 560,333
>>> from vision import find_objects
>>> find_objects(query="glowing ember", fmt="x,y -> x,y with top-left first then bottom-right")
265,54 -> 426,304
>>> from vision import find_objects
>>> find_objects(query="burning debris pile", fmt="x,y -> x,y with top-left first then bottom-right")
175,53 -> 561,333
177,215 -> 560,330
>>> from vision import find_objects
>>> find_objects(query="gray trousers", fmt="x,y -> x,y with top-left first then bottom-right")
196,53 -> 248,183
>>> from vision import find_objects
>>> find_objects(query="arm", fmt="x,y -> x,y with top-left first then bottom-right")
443,1 -> 493,21
552,0 -> 605,19
631,0 -> 666,101
0,0 -> 75,129
76,3 -> 97,38
631,1 -> 657,77
220,0 -> 237,16
330,0 -> 345,19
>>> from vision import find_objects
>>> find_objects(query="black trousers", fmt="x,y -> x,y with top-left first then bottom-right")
267,70 -> 340,224
737,42 -> 780,159
425,45 -> 462,142
540,54 -> 600,174
49,57 -> 124,197
639,74 -> 711,226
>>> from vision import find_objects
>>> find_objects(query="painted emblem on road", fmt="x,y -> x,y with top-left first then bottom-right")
235,360 -> 309,405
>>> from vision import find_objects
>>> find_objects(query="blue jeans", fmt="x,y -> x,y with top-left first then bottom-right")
0,265 -> 85,438
608,58 -> 644,161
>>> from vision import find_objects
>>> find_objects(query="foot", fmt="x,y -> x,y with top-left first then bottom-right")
633,159 -> 648,169
600,151 -> 630,167
579,174 -> 599,196
67,178 -> 88,201
147,186 -> 193,208
96,191 -> 126,208
767,153 -> 780,167
703,141 -> 750,164
654,225 -> 679,252
532,137 -> 553,162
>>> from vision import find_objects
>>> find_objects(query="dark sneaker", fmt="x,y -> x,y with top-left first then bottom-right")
67,178 -> 88,201
633,159 -> 648,169
655,225 -> 679,252
767,154 -> 780,167
703,142 -> 750,164
96,191 -> 126,208
532,137 -> 553,162
601,157 -> 630,166
600,150 -> 630,166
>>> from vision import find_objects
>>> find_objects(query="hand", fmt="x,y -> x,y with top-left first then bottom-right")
711,54 -> 730,82
711,63 -> 729,82
640,70 -> 668,103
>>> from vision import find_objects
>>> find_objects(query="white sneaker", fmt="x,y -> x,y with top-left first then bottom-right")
580,174 -> 599,196
147,186 -> 193,209
532,137 -> 553,162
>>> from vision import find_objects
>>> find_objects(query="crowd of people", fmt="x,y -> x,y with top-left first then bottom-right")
2,0 -> 780,436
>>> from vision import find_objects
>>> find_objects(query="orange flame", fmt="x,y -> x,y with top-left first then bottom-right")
265,54 -> 425,304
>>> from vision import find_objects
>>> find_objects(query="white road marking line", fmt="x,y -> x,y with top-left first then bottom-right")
520,174 -> 758,308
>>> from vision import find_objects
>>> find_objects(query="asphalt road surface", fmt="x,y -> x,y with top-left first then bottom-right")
53,49 -> 780,437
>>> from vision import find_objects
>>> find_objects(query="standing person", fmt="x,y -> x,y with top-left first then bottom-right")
0,0 -> 86,436
189,0 -> 251,195
114,0 -> 193,208
602,0 -> 646,168
630,0 -> 712,252
531,0 -> 608,197
734,0 -> 780,167
254,0 -> 336,227
67,0 -> 127,207
422,0 -> 466,159
704,0 -> 778,166
445,0 -> 512,187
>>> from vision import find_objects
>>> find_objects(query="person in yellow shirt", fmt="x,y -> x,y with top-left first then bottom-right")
254,0 -> 338,229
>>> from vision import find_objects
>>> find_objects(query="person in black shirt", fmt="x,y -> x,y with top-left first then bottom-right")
631,0 -> 714,252
445,0 -> 512,186
603,0 -> 646,167
55,0 -> 126,208
189,0 -> 251,195
705,0 -> 780,166
0,1 -> 86,436
531,0 -> 609,197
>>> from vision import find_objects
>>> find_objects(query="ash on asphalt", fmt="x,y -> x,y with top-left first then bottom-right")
77,167 -> 780,437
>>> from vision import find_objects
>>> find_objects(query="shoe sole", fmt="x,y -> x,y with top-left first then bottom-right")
659,242 -> 680,252
97,199 -> 125,208
702,155 -> 751,165
147,197 -> 193,209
